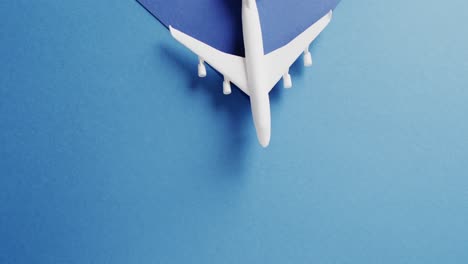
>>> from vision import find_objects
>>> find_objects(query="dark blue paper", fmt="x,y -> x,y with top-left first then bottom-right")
137,0 -> 340,56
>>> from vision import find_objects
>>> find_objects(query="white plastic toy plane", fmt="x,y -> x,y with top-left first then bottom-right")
169,0 -> 332,147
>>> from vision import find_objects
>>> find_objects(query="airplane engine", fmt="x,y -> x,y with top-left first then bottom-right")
283,73 -> 292,88
304,50 -> 312,67
223,78 -> 232,95
198,58 -> 207,77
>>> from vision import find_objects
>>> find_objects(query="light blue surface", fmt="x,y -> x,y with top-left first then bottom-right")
1,0 -> 468,263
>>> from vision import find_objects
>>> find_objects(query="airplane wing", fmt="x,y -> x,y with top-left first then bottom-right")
138,0 -> 340,56
264,10 -> 333,92
169,26 -> 250,96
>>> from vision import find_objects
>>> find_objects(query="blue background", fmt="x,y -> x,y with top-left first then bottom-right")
1,0 -> 468,263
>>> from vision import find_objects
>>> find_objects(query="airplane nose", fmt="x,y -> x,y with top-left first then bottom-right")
257,127 -> 271,148
259,137 -> 270,148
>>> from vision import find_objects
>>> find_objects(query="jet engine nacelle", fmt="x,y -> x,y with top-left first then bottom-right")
198,58 -> 207,77
283,73 -> 292,89
304,50 -> 312,67
223,78 -> 232,95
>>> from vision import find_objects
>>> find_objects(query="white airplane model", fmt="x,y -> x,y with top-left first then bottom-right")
169,0 -> 333,147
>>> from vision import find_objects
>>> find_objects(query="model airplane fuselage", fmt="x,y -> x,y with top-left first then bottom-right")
170,0 -> 332,147
242,0 -> 272,147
